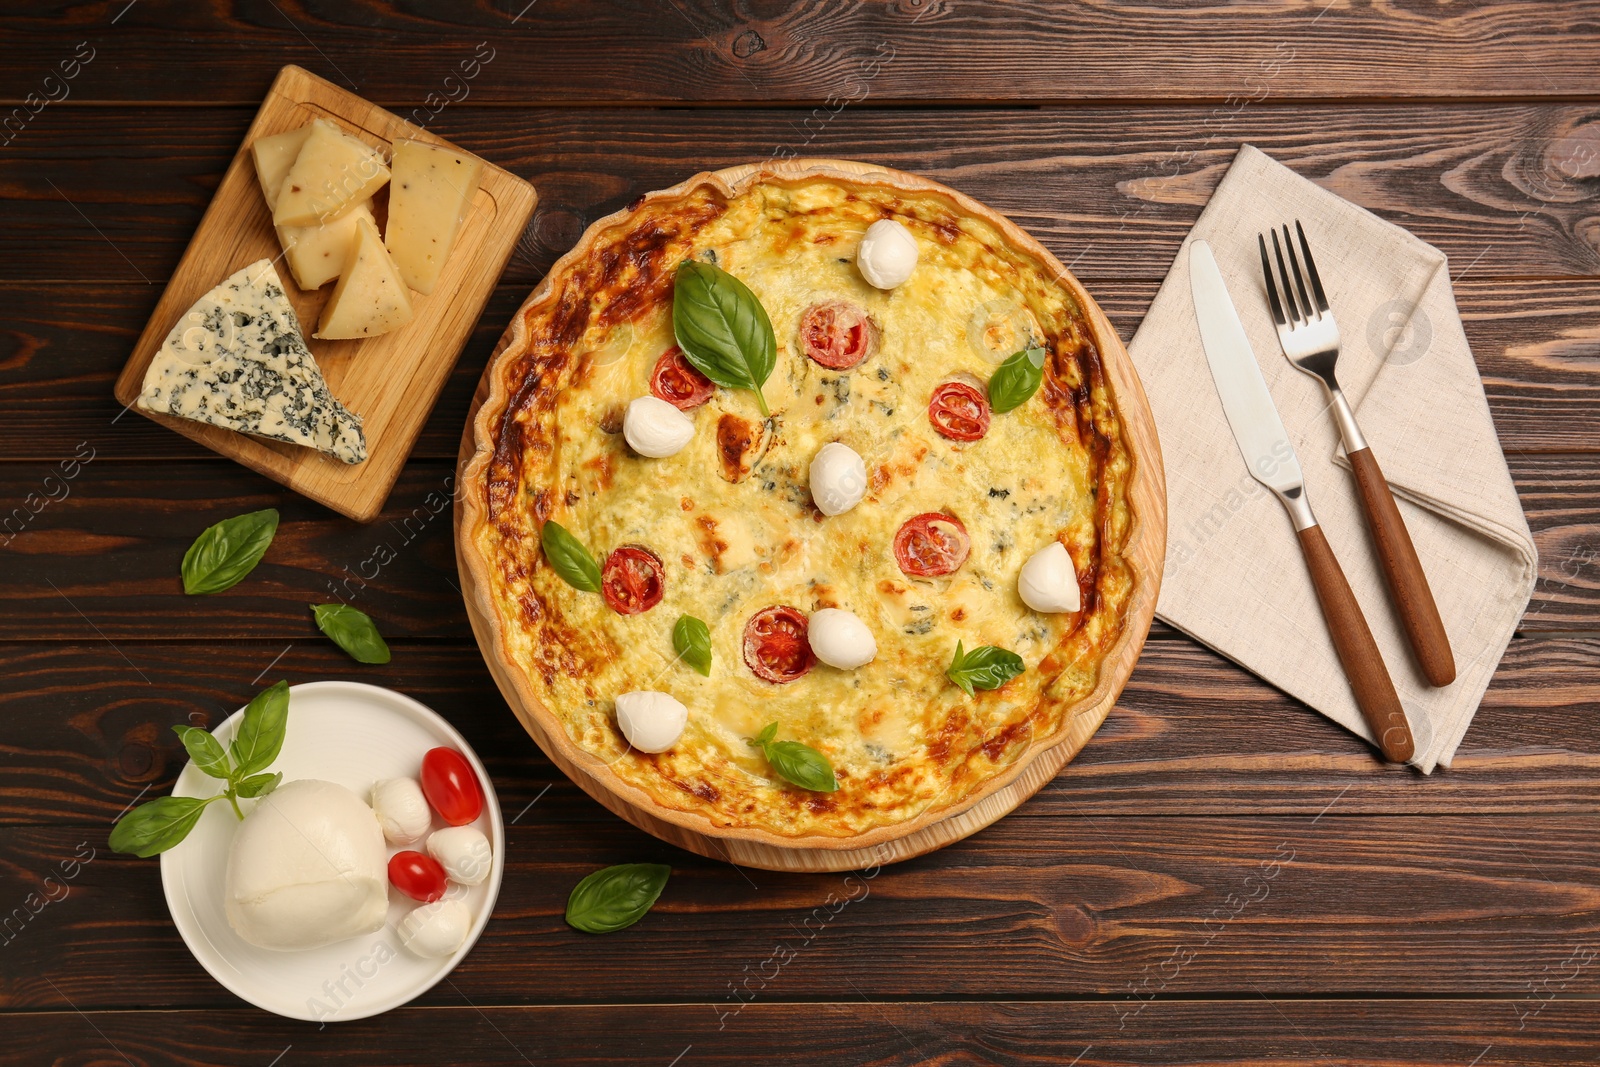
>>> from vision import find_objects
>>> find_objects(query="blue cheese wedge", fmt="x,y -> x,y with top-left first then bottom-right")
138,260 -> 367,464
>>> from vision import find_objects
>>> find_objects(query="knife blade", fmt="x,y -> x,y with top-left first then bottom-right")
1188,239 -> 1414,764
1189,241 -> 1306,504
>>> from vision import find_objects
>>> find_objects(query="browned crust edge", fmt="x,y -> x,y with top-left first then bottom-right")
455,158 -> 1167,857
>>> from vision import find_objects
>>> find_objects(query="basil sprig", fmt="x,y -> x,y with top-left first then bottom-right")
312,603 -> 391,664
672,261 -> 776,417
565,863 -> 671,934
946,641 -> 1025,696
541,520 -> 602,592
110,681 -> 290,856
181,508 -> 279,594
747,722 -> 838,793
672,615 -> 712,676
987,347 -> 1046,414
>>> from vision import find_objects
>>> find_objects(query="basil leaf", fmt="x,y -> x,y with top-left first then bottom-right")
565,863 -> 671,934
312,603 -> 391,664
747,722 -> 837,792
946,640 -> 1026,696
672,615 -> 712,676
230,680 -> 290,778
987,347 -> 1046,414
672,261 -> 775,417
765,740 -> 839,792
181,508 -> 279,595
171,725 -> 233,780
234,771 -> 282,799
541,521 -> 602,593
109,795 -> 219,857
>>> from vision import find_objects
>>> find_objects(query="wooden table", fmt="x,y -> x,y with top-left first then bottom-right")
3,3 -> 1597,1063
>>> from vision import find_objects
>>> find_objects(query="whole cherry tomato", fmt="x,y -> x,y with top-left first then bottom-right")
388,850 -> 447,902
420,747 -> 485,826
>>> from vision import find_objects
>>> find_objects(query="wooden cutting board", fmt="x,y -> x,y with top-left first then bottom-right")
113,64 -> 537,522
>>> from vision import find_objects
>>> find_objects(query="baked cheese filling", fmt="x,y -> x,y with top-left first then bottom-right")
480,178 -> 1134,837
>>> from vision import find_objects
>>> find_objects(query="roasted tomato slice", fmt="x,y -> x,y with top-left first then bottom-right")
928,380 -> 991,441
894,512 -> 971,577
742,606 -> 815,684
649,346 -> 716,410
601,545 -> 666,615
799,301 -> 875,370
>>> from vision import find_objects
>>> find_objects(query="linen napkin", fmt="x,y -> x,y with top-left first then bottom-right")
1128,144 -> 1537,772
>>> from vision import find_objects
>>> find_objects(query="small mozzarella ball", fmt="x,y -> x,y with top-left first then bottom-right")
615,690 -> 688,753
370,778 -> 431,845
809,442 -> 867,516
808,608 -> 877,669
856,219 -> 919,289
1019,542 -> 1081,613
427,825 -> 494,887
398,898 -> 472,959
623,395 -> 694,458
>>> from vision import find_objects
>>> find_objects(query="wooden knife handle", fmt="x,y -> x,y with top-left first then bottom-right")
1295,523 -> 1415,763
1347,447 -> 1457,687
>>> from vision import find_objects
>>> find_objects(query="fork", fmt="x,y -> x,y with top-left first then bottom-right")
1259,221 -> 1456,687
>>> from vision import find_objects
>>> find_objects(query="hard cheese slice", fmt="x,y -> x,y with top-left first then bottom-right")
138,260 -> 367,464
273,118 -> 389,228
385,140 -> 484,295
278,201 -> 373,290
251,124 -> 313,211
316,215 -> 414,340
252,121 -> 373,290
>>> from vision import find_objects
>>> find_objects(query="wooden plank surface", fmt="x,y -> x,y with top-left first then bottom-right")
5,813 -> 1598,1009
1,637 -> 1595,830
4,278 -> 1599,462
6,0 -> 1600,103
5,1 -> 1600,1061
10,105 -> 1600,286
6,1001 -> 1597,1066
1,452 -> 1593,640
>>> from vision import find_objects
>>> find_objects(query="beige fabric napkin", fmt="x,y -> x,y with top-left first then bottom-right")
1128,144 -> 1537,771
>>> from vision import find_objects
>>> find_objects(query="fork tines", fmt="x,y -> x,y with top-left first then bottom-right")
1258,220 -> 1330,328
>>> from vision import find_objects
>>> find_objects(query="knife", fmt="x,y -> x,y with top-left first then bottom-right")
1189,240 -> 1414,764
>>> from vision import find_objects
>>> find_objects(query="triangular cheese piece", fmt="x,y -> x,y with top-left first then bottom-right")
315,216 -> 414,340
251,124 -> 313,211
279,201 -> 374,290
273,119 -> 390,228
138,260 -> 367,464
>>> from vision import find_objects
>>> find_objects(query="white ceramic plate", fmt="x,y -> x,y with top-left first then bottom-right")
160,681 -> 504,1022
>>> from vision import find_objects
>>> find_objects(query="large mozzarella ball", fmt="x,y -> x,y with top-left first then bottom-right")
808,608 -> 877,669
1018,542 -> 1081,613
399,898 -> 472,959
623,395 -> 694,458
371,777 -> 431,845
856,219 -> 919,289
809,442 -> 867,516
427,825 -> 494,887
615,691 -> 688,753
224,779 -> 387,951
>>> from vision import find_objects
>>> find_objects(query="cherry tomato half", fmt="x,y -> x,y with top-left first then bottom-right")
800,301 -> 875,370
928,380 -> 991,441
388,850 -> 448,903
742,605 -> 815,684
601,544 -> 666,615
893,512 -> 971,577
420,747 -> 484,827
649,346 -> 716,411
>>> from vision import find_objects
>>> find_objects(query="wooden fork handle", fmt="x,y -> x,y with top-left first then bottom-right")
1295,523 -> 1415,763
1347,447 -> 1456,687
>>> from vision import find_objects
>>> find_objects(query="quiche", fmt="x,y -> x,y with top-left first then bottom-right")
458,160 -> 1162,848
